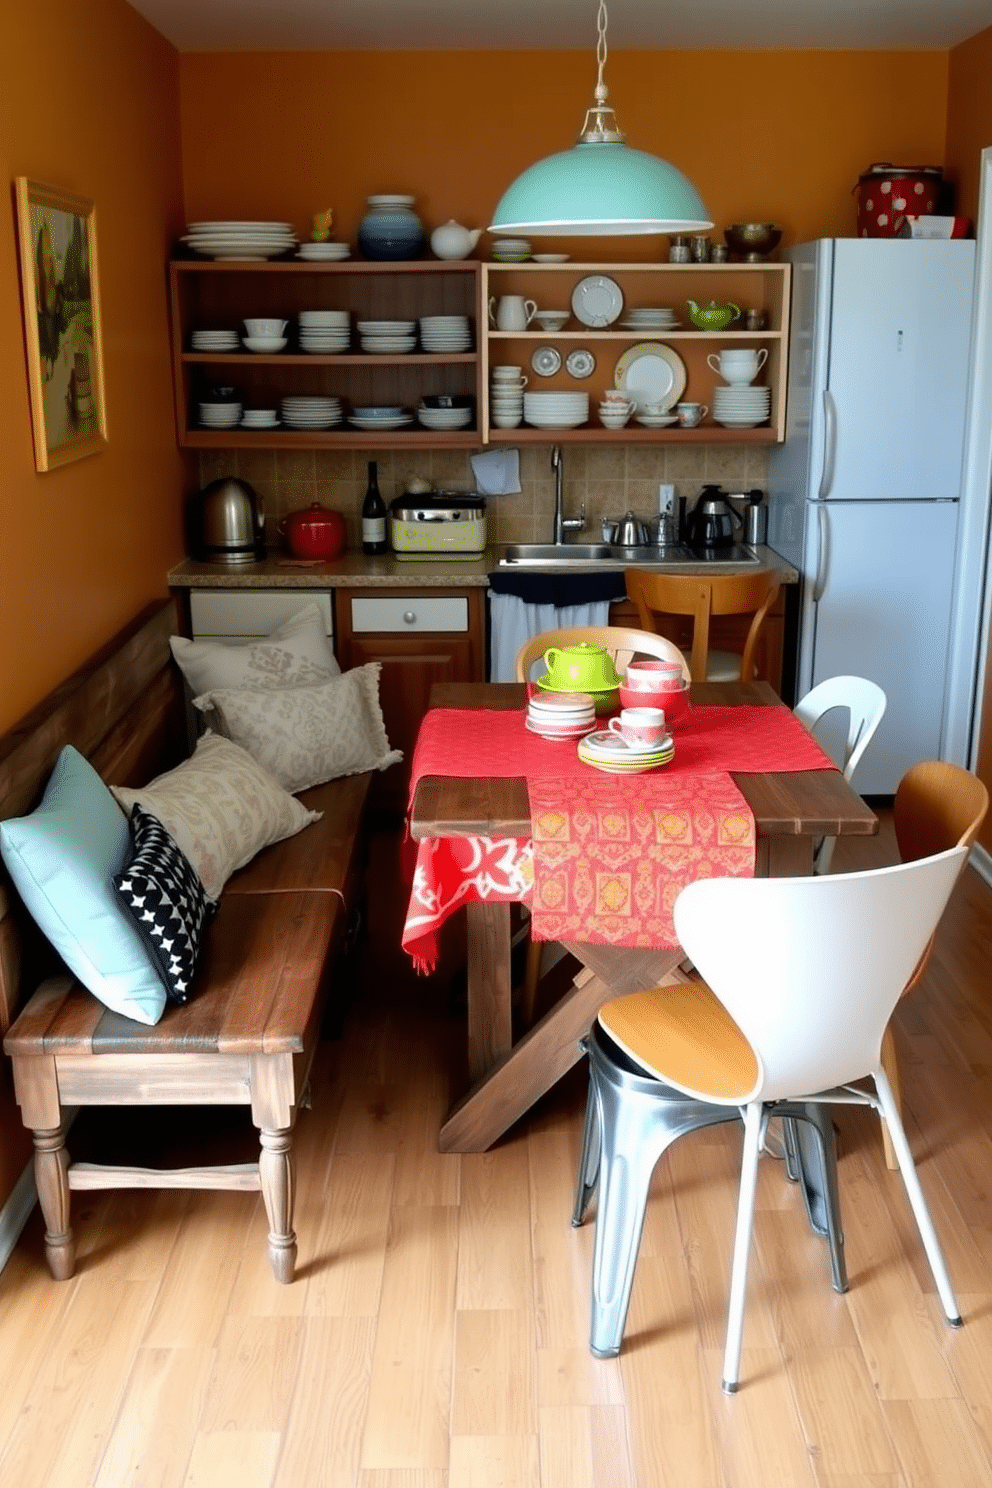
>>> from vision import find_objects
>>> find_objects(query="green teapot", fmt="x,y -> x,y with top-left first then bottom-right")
687,299 -> 742,331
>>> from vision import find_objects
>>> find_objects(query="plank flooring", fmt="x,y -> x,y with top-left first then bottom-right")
1,814 -> 992,1487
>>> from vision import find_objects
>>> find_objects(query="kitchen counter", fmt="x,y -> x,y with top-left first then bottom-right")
167,546 -> 798,589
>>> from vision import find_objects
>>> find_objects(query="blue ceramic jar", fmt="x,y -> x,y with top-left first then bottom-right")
358,194 -> 425,261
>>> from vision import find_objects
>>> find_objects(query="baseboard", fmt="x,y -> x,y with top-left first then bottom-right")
0,1162 -> 37,1274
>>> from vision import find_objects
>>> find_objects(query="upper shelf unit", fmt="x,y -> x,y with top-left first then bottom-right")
168,259 -> 482,449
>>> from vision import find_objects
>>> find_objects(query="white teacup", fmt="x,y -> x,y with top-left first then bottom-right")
707,348 -> 768,385
492,365 -> 526,381
608,707 -> 667,748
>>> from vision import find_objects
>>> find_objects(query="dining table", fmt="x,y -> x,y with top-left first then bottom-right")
405,679 -> 879,1153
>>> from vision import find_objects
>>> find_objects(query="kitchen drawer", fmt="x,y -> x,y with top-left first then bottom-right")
350,595 -> 468,634
189,589 -> 333,639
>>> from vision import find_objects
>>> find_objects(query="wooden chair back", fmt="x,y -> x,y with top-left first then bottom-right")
514,625 -> 689,684
625,569 -> 782,683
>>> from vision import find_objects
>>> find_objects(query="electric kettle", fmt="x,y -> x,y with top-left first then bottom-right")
189,477 -> 265,565
684,485 -> 741,549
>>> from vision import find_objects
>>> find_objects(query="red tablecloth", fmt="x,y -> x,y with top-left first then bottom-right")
403,704 -> 837,972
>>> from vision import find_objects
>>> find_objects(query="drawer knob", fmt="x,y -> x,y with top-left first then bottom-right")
403,610 -> 417,624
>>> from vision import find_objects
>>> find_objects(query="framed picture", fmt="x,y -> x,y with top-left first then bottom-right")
14,178 -> 107,472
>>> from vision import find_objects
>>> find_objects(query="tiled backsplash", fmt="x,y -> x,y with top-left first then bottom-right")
197,443 -> 770,550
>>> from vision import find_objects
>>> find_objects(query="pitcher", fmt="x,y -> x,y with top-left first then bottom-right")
489,295 -> 538,332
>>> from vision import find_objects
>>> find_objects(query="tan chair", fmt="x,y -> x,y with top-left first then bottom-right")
878,761 -> 989,1167
625,569 -> 782,683
514,624 -> 690,684
515,625 -> 690,1026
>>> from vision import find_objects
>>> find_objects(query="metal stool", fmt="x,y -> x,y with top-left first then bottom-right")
573,1023 -> 848,1358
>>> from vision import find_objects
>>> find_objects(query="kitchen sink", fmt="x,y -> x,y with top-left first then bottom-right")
498,542 -> 763,568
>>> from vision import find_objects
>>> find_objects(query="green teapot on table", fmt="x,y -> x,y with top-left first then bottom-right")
687,299 -> 741,330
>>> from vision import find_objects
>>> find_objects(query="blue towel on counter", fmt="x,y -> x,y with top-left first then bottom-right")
487,569 -> 628,683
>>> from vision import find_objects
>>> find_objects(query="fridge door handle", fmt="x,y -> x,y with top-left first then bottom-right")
818,389 -> 837,500
812,504 -> 829,602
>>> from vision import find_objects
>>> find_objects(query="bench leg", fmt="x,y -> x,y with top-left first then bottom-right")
33,1124 -> 75,1280
259,1126 -> 297,1283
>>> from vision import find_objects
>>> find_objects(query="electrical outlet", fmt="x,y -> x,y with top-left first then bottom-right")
657,483 -> 675,515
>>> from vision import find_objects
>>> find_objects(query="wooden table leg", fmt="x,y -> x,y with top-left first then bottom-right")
465,900 -> 513,1082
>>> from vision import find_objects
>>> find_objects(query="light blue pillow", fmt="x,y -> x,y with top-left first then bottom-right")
0,745 -> 167,1025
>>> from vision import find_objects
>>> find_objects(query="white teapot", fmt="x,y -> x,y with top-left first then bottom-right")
430,220 -> 482,260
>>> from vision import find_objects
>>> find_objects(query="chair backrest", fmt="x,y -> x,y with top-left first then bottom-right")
625,569 -> 782,683
514,625 -> 690,684
672,846 -> 968,1103
794,675 -> 887,783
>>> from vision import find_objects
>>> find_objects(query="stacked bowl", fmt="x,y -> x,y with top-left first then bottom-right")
358,319 -> 417,353
525,691 -> 596,741
199,398 -> 242,429
490,365 -> 526,428
492,237 -> 531,262
417,399 -> 473,430
298,310 -> 350,353
349,405 -> 413,431
523,391 -> 589,429
419,315 -> 471,351
242,317 -> 287,353
296,240 -> 351,261
280,396 -> 342,429
240,407 -> 280,429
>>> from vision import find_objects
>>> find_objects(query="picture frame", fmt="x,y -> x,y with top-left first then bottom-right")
14,178 -> 107,472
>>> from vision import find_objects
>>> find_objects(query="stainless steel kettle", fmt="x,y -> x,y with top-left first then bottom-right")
684,485 -> 741,549
191,478 -> 265,565
617,511 -> 649,548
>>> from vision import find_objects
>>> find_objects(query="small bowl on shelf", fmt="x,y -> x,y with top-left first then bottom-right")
532,310 -> 570,332
242,335 -> 288,353
723,223 -> 782,262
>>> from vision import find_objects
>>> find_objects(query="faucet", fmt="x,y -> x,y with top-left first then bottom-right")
551,445 -> 586,545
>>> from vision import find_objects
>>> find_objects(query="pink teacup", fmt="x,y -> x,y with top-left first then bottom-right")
625,659 -> 685,693
608,706 -> 666,748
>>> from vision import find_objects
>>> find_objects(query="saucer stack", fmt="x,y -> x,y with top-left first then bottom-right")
280,396 -> 342,429
358,319 -> 417,353
417,403 -> 473,430
349,405 -> 414,430
577,728 -> 675,774
199,398 -> 242,429
618,306 -> 680,331
182,221 -> 297,261
240,408 -> 280,429
712,385 -> 771,428
191,329 -> 239,352
298,310 -> 350,353
525,691 -> 596,741
296,241 -> 351,261
419,315 -> 472,352
492,237 -> 531,263
523,391 -> 589,429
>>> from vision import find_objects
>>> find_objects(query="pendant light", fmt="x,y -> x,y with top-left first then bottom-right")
489,0 -> 712,237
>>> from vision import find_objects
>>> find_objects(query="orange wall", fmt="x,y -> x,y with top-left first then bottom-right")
946,25 -> 992,223
179,49 -> 950,251
0,0 -> 188,734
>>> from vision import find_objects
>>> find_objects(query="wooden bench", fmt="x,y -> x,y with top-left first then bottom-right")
1,598 -> 370,1282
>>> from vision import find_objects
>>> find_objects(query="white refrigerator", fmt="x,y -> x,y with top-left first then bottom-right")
767,237 -> 976,793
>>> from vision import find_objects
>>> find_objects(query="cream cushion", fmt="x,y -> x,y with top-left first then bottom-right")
169,603 -> 339,697
194,665 -> 402,794
111,733 -> 319,899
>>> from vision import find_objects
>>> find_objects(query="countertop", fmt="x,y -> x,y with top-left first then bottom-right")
167,546 -> 798,589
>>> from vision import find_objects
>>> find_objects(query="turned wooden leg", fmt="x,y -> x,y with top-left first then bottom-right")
880,1023 -> 901,1171
33,1125 -> 75,1280
258,1126 -> 297,1283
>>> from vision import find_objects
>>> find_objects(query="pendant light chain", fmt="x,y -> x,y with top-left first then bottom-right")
594,0 -> 609,106
579,0 -> 625,143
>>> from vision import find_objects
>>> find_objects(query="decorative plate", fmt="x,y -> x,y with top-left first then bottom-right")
531,346 -> 562,377
571,275 -> 624,328
565,348 -> 596,378
614,343 -> 687,412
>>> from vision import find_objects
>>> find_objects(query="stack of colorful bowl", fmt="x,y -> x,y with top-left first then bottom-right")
618,658 -> 691,728
526,691 -> 596,741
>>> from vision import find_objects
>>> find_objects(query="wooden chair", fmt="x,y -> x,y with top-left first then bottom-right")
514,624 -> 690,684
624,569 -> 782,683
877,760 -> 989,1167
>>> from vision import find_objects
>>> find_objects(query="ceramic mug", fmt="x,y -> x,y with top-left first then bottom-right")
676,401 -> 709,428
489,295 -> 538,331
608,707 -> 667,747
707,347 -> 768,385
625,660 -> 684,692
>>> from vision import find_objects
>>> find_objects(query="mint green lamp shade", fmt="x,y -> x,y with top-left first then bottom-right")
490,140 -> 713,236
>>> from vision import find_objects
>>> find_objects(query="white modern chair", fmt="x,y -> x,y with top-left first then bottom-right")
587,844 -> 967,1393
794,675 -> 887,872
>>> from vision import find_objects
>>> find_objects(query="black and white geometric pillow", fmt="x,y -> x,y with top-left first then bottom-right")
113,803 -> 217,1004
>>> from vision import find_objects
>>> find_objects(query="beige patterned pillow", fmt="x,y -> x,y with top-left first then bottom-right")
193,665 -> 402,794
169,603 -> 339,697
111,733 -> 319,898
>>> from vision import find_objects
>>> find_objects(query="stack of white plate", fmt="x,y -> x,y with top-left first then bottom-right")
618,307 -> 680,331
199,400 -> 242,428
358,319 -> 417,353
417,404 -> 472,430
240,408 -> 280,428
525,691 -> 596,741
296,241 -> 351,261
492,237 -> 531,262
191,329 -> 239,352
280,396 -> 343,429
182,220 -> 297,261
419,315 -> 472,352
523,391 -> 589,429
348,405 -> 413,431
712,385 -> 771,428
298,309 -> 350,353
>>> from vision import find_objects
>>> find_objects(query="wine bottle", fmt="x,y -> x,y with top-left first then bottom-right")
361,460 -> 388,555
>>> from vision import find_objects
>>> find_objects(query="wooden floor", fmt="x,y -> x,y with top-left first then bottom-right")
2,815 -> 992,1487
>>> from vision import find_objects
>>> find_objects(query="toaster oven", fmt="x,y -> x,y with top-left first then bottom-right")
389,491 -> 487,559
